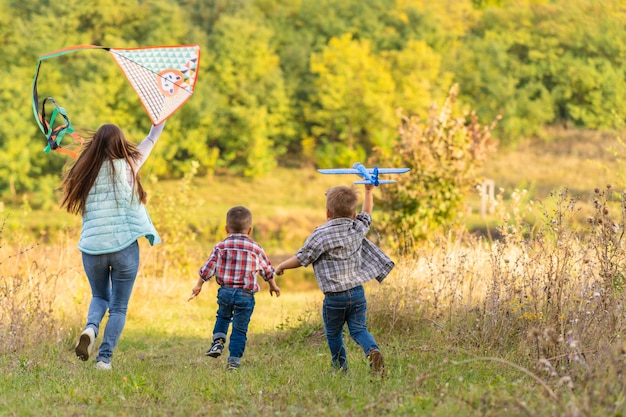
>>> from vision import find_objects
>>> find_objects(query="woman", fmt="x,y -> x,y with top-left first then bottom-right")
60,122 -> 165,370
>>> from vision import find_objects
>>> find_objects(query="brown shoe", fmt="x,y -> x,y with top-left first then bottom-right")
368,349 -> 385,376
75,328 -> 95,361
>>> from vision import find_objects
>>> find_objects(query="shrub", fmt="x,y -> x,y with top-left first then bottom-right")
376,84 -> 499,248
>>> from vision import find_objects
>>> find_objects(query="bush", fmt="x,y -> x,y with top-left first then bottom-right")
377,84 -> 499,249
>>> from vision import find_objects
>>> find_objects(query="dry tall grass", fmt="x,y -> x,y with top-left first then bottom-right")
367,184 -> 626,413
0,226 -> 85,353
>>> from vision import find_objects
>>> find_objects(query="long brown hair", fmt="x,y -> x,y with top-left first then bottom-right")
60,124 -> 147,215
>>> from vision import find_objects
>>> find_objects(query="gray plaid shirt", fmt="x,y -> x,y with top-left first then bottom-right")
295,212 -> 394,293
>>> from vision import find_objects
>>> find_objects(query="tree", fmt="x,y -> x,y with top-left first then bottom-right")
204,11 -> 292,176
385,40 -> 453,117
307,34 -> 396,167
447,0 -> 626,141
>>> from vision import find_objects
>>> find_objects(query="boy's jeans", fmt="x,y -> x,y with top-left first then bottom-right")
323,285 -> 379,370
82,241 -> 140,364
212,287 -> 256,365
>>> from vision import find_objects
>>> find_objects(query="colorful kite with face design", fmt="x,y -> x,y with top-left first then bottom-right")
32,44 -> 200,158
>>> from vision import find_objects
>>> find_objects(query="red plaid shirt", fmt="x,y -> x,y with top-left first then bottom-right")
198,234 -> 274,292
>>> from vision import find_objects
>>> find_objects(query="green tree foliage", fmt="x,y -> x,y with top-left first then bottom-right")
385,40 -> 454,117
1,0 -> 212,204
263,0 -> 415,159
471,0 -> 503,9
376,85 -> 499,247
0,0 -> 624,209
308,34 -> 396,167
392,0 -> 480,53
203,8 -> 292,176
448,33 -> 555,140
447,0 -> 626,141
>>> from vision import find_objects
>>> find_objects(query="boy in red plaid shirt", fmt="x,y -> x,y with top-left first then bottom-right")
191,206 -> 280,370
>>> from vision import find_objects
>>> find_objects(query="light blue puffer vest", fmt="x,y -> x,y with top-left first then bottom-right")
78,158 -> 161,255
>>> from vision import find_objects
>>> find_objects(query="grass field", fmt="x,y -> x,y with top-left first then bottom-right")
2,129 -> 626,416
0,265 -> 565,417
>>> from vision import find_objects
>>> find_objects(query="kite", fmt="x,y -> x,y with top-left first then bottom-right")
318,162 -> 410,186
32,44 -> 201,158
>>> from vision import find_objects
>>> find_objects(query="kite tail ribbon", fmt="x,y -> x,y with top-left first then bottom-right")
31,46 -> 103,159
40,98 -> 84,159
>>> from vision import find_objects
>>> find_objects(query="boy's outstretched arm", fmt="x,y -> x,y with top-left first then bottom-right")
275,256 -> 302,275
188,277 -> 205,301
267,277 -> 281,297
362,184 -> 374,214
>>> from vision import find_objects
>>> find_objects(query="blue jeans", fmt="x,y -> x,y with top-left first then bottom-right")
323,285 -> 379,370
82,241 -> 140,364
212,287 -> 256,365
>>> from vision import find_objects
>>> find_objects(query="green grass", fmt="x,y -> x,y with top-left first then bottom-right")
0,289 -> 555,417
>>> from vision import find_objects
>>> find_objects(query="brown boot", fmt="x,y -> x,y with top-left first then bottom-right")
368,349 -> 385,376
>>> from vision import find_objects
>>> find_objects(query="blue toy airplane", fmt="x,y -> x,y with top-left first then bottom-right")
318,162 -> 410,186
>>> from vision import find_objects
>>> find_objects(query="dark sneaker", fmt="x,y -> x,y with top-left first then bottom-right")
75,328 -> 95,361
226,362 -> 239,371
332,360 -> 348,373
368,349 -> 385,376
205,338 -> 225,358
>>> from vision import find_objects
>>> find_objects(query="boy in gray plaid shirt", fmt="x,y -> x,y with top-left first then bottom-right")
275,184 -> 394,375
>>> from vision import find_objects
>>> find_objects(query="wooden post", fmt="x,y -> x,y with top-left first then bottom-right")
480,179 -> 495,218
